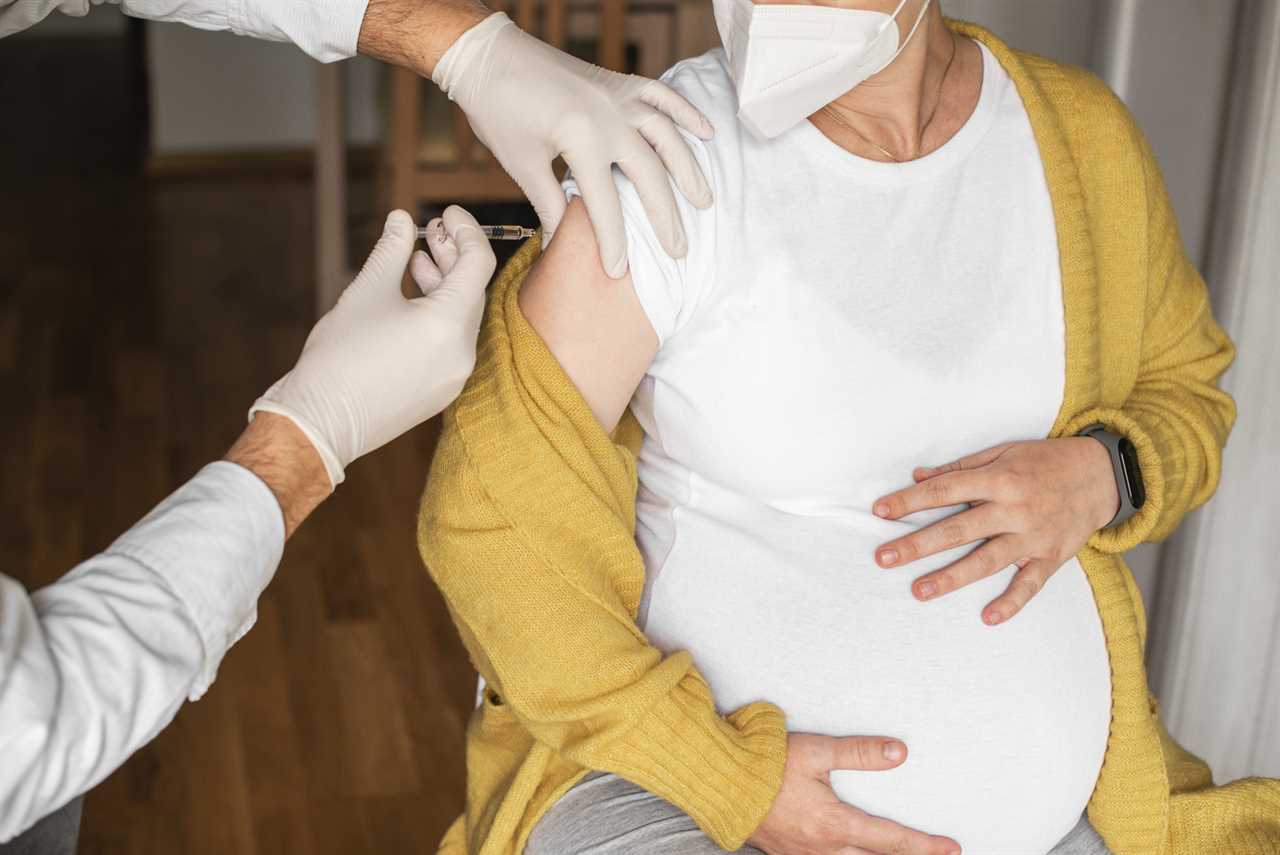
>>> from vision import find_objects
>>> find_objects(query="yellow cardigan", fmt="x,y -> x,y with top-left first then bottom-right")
419,20 -> 1280,855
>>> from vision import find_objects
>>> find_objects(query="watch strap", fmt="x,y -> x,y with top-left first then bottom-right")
1078,423 -> 1140,529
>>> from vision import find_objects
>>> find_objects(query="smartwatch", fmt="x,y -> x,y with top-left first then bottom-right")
1077,423 -> 1146,529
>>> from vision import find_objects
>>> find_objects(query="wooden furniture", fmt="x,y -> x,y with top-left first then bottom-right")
384,0 -> 629,216
315,62 -> 348,314
312,0 -> 717,311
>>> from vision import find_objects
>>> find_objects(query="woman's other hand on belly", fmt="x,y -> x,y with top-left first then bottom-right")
869,437 -> 1118,625
748,733 -> 961,855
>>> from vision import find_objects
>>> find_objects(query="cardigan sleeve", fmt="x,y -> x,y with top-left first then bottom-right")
1067,125 -> 1237,554
420,420 -> 787,850
417,260 -> 787,851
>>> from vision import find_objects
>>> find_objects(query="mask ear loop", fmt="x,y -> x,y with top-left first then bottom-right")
869,0 -> 933,74
879,0 -> 914,34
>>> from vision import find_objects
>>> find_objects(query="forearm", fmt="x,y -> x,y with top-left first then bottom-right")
0,461 -> 286,841
357,0 -> 489,77
0,0 -> 372,61
224,412 -> 331,538
0,563 -> 198,842
0,0 -> 486,69
1066,268 -> 1236,553
0,0 -> 490,69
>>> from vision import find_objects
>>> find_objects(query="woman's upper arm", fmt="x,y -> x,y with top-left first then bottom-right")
518,197 -> 660,434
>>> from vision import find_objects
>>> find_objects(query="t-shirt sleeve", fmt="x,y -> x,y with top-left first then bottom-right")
561,132 -> 717,348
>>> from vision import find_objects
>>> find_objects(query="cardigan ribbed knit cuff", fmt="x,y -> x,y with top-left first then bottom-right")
608,678 -> 787,850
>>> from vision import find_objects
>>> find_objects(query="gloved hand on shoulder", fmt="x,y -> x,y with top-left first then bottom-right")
432,11 -> 715,279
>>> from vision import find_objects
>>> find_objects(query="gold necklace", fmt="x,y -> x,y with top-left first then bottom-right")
821,34 -> 959,163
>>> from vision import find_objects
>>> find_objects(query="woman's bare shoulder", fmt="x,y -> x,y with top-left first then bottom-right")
518,198 -> 660,433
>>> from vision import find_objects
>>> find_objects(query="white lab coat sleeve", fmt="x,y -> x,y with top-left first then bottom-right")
0,0 -> 369,62
0,461 -> 284,843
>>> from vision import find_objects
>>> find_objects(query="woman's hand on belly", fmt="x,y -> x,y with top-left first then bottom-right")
748,733 -> 961,855
869,437 -> 1118,625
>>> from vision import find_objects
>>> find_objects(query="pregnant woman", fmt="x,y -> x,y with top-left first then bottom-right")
420,2 -> 1279,854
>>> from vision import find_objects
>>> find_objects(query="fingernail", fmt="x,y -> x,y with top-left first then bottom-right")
984,609 -> 1002,625
917,581 -> 936,599
883,741 -> 903,761
873,502 -> 890,518
878,548 -> 897,566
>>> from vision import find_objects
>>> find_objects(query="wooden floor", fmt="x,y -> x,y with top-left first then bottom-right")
1,34 -> 492,855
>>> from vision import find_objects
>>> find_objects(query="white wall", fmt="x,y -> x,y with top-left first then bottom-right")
9,1 -> 127,36
147,0 -> 1104,155
147,22 -> 382,152
946,0 -> 1100,67
1095,0 -> 1240,269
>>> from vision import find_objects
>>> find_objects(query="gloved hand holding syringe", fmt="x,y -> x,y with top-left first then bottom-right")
253,206 -> 500,489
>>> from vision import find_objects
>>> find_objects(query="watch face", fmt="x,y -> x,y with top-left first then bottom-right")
1118,438 -> 1146,509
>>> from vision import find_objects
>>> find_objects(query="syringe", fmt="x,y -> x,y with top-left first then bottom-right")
415,223 -> 537,242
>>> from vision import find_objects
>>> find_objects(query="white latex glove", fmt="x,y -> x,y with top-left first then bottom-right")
249,207 -> 496,488
432,11 -> 715,279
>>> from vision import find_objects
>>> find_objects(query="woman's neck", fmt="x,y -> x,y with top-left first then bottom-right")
811,8 -> 980,162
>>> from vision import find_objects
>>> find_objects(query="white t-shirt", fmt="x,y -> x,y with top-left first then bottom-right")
564,41 -> 1111,855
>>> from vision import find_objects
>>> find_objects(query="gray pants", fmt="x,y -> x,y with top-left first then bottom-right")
0,797 -> 81,855
526,772 -> 1113,855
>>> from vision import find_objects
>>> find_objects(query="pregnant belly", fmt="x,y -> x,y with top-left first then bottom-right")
639,509 -> 1112,855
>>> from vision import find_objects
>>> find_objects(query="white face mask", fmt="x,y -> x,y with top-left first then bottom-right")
713,0 -> 932,139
